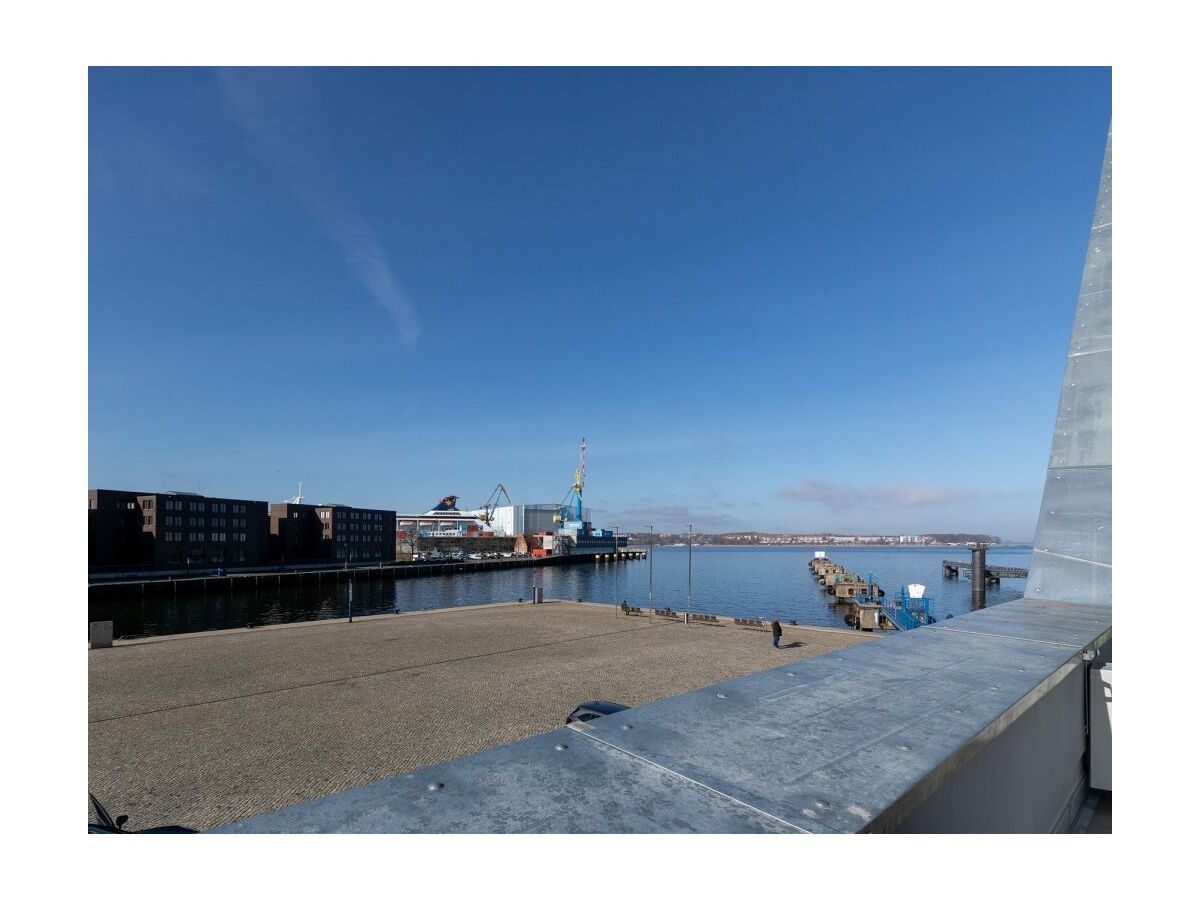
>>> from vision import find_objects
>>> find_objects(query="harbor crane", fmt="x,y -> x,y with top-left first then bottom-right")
554,437 -> 587,524
478,483 -> 512,526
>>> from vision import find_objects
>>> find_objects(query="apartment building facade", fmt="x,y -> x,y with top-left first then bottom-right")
89,489 -> 269,570
88,489 -> 146,568
269,503 -> 395,564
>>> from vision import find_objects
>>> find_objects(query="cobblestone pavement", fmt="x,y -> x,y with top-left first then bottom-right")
89,601 -> 875,831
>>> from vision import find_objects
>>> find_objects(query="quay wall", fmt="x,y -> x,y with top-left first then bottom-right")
87,549 -> 645,599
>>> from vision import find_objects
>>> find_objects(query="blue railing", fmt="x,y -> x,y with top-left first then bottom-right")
881,604 -> 922,631
880,585 -> 934,631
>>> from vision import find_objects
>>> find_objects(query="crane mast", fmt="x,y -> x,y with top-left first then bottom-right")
478,483 -> 511,525
555,437 -> 587,525
572,437 -> 586,520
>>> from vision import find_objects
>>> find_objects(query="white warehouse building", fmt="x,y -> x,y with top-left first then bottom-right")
468,504 -> 591,537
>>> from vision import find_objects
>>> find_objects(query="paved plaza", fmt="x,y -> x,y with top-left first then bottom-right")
89,601 -> 875,831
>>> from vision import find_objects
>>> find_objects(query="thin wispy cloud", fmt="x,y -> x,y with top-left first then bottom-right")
777,480 -> 975,511
216,69 -> 420,349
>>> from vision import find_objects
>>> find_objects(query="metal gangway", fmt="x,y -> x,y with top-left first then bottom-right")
879,583 -> 935,631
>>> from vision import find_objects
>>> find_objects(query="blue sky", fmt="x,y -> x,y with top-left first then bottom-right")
89,67 -> 1110,539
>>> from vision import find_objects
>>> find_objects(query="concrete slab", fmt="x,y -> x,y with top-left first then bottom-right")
89,600 -> 872,831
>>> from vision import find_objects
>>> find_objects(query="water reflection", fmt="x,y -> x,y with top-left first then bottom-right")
90,546 -> 1031,639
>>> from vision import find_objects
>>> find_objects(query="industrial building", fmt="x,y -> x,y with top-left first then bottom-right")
473,503 -> 581,537
270,501 -> 394,564
88,489 -> 269,571
88,489 -> 146,568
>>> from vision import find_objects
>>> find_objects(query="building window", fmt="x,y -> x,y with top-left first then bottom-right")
212,532 -> 226,542
143,515 -> 154,526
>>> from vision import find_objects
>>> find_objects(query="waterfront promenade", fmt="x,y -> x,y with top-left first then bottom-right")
88,600 -> 874,831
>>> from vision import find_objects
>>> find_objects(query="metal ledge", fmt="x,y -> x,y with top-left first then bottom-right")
214,726 -> 800,833
214,599 -> 1110,833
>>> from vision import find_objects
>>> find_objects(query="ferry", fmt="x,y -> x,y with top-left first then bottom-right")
396,496 -> 493,539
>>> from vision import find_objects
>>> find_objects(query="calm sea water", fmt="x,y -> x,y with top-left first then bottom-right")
90,545 -> 1031,639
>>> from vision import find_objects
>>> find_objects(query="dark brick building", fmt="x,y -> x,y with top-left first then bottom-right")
89,489 -> 269,571
88,489 -> 146,568
269,503 -> 395,564
268,503 -> 325,565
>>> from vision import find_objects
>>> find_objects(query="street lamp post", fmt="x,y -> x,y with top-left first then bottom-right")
646,523 -> 654,612
613,525 -> 620,616
687,523 -> 693,625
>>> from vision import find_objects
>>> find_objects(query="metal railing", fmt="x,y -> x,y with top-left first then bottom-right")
879,585 -> 933,631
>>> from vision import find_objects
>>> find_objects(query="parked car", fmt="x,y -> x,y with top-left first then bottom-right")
564,700 -> 631,728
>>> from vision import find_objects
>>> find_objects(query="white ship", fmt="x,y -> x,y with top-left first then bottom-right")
396,496 -> 494,539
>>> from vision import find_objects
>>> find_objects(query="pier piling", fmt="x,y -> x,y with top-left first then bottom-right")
969,542 -> 987,607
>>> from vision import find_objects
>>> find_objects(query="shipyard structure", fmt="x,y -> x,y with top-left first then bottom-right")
394,439 -> 627,561
89,439 -> 628,576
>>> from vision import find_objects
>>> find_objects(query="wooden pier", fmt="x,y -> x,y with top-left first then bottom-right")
830,580 -> 885,600
810,556 -> 885,600
941,559 -> 1029,583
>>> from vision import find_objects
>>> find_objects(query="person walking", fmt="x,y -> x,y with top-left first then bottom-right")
771,619 -> 782,649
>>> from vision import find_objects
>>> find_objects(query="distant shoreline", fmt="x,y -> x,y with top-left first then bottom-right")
628,543 -> 1034,550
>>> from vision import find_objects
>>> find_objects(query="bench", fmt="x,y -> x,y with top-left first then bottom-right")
734,617 -> 767,630
623,605 -> 644,616
689,613 -> 719,625
654,608 -> 682,620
